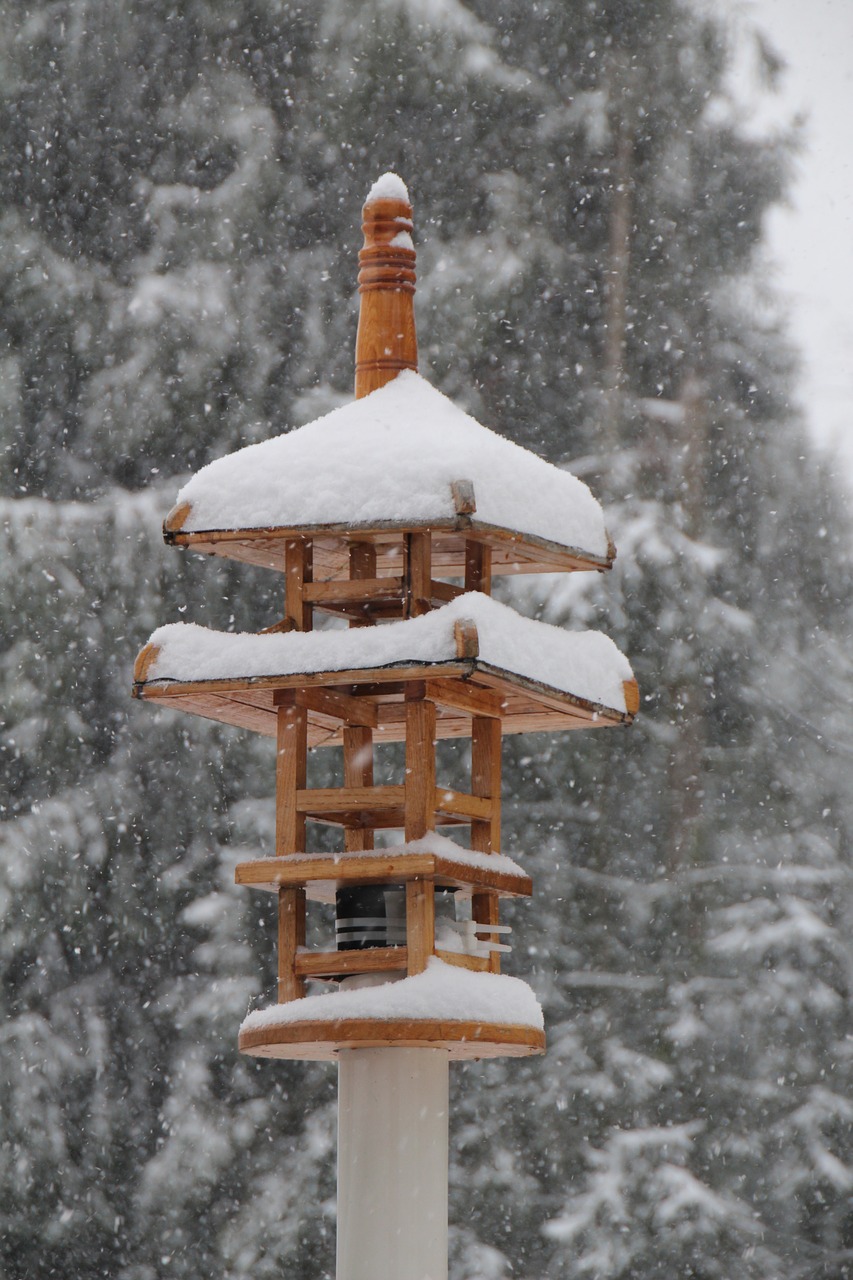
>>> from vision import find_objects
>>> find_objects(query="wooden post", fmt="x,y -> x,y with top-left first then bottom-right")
403,531 -> 432,618
404,689 -> 436,975
355,177 -> 418,399
470,716 -> 501,855
349,540 -> 377,627
285,538 -> 313,632
278,886 -> 306,1002
464,540 -> 491,595
275,691 -> 307,855
344,725 -> 374,852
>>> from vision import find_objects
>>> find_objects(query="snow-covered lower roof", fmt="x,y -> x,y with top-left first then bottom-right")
167,371 -> 610,564
137,591 -> 634,716
240,957 -> 543,1032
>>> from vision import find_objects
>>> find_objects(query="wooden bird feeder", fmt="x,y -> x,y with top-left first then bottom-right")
133,172 -> 637,1280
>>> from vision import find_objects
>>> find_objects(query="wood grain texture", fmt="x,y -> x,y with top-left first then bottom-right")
403,531 -> 432,618
406,878 -> 435,975
405,695 -> 436,840
294,947 -> 407,978
278,886 -> 306,1002
285,538 -> 313,632
275,697 -> 307,854
239,1018 -> 546,1060
464,539 -> 492,594
471,715 -> 502,854
234,853 -> 532,899
355,193 -> 417,398
343,725 -> 374,852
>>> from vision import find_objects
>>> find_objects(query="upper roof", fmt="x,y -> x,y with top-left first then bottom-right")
164,371 -> 612,572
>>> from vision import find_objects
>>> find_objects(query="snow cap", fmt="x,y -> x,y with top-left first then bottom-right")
365,171 -> 410,204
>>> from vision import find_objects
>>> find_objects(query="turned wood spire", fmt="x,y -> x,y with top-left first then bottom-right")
355,173 -> 418,399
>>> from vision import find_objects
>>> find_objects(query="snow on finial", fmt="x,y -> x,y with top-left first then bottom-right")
365,172 -> 410,205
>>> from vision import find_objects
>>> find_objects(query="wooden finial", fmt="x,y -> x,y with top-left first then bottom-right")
355,173 -> 418,399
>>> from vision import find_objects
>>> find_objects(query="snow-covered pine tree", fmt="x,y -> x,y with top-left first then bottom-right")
1,1 -> 851,1277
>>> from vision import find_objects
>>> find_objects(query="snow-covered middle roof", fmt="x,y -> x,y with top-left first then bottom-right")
169,370 -> 610,561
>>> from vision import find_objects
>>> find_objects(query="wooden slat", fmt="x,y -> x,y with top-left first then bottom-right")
473,891 -> 502,975
429,580 -> 465,604
471,715 -> 501,854
275,695 -> 307,854
343,725 -> 374,852
137,660 -> 474,698
234,854 -> 532,899
285,538 -> 313,631
434,787 -> 492,821
406,878 -> 435,975
295,947 -> 407,978
296,687 -> 378,728
405,694 -> 436,840
278,887 -> 306,1001
425,678 -> 503,719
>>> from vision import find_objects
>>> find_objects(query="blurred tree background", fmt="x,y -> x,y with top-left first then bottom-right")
1,1 -> 851,1277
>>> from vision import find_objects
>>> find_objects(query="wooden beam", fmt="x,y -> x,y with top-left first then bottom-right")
285,538 -> 313,631
297,785 -> 404,814
406,878 -> 435,975
425,678 -> 503,719
405,693 -> 436,840
295,947 -> 407,978
434,787 -> 492,822
451,479 -> 476,515
278,886 -> 306,1001
471,715 -> 501,854
275,694 -> 307,854
295,687 -> 378,728
303,577 -> 402,604
435,949 -> 489,972
429,580 -> 465,605
343,725 -> 374,852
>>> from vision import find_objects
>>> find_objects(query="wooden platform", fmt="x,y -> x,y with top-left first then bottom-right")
235,849 -> 532,901
238,1016 -> 545,1060
133,660 -> 638,745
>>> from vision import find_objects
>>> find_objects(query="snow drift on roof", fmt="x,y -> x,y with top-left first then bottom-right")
143,591 -> 633,713
240,957 -> 543,1031
174,370 -> 609,557
365,171 -> 409,203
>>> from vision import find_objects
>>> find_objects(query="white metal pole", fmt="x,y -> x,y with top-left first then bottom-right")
337,1047 -> 449,1280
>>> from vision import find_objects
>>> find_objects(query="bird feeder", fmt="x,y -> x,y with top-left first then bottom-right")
133,173 -> 637,1280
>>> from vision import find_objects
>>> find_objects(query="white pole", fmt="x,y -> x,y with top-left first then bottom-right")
337,1047 -> 449,1280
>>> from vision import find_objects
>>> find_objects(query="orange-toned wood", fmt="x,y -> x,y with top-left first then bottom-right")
303,577 -> 403,605
234,853 -> 533,900
343,725 -> 374,852
623,678 -> 640,716
348,540 -> 378,628
278,886 -> 306,1002
355,192 -> 417,398
405,694 -> 436,840
275,693 -> 307,854
406,878 -> 435,975
295,947 -> 407,978
132,642 -> 160,684
285,538 -> 313,631
297,784 -> 404,814
429,581 -> 465,605
425,678 -> 502,719
473,891 -> 502,974
471,715 -> 501,854
435,949 -> 490,972
239,1017 -> 546,1060
163,500 -> 192,534
433,788 -> 492,822
465,540 -> 492,594
296,687 -> 378,728
403,531 -> 431,617
453,619 -> 479,659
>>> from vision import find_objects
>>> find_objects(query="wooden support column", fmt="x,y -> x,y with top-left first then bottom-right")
344,725 -> 375,852
403,531 -> 432,617
470,715 -> 501,855
404,689 -> 436,975
472,714 -> 502,971
464,540 -> 492,595
355,184 -> 418,399
278,886 -> 306,1002
349,540 -> 377,627
285,538 -> 313,632
275,691 -> 308,855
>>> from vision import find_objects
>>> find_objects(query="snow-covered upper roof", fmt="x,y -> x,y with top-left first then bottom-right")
139,591 -> 634,715
170,371 -> 610,560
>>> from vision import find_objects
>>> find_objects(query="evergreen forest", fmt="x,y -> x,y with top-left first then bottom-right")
1,1 -> 852,1276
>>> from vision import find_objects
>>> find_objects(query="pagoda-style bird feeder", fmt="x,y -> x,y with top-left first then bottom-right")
133,173 -> 637,1280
